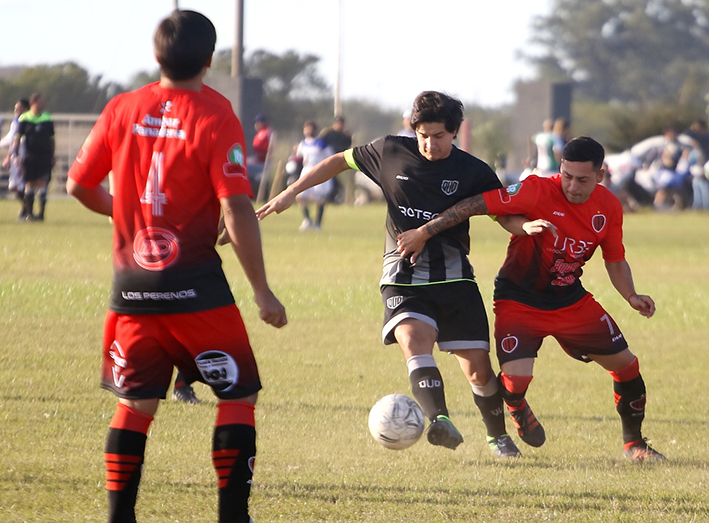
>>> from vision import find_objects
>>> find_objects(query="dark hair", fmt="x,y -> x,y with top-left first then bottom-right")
18,98 -> 30,110
409,91 -> 463,135
154,10 -> 216,81
562,136 -> 605,169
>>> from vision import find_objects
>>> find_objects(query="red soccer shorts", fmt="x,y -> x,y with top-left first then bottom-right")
493,293 -> 629,365
101,304 -> 260,400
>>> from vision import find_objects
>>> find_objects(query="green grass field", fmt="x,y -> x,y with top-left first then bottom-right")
1,198 -> 708,522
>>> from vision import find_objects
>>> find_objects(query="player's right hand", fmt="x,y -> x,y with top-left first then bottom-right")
255,190 -> 296,220
396,228 -> 429,265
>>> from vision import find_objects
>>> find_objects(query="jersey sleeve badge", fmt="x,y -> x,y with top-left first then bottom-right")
499,182 -> 522,203
223,143 -> 247,178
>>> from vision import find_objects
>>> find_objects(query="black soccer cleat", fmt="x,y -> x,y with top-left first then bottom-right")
426,415 -> 464,450
624,439 -> 667,462
487,434 -> 522,458
172,382 -> 201,404
507,400 -> 546,447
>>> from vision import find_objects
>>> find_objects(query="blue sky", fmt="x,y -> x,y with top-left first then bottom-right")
0,0 -> 552,109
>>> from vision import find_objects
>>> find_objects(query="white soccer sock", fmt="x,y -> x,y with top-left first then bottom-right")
406,354 -> 437,375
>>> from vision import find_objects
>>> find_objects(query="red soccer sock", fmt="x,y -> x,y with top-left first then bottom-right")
608,357 -> 640,383
499,373 -> 533,410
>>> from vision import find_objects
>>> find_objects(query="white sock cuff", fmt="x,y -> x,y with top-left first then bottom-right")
471,374 -> 499,397
406,354 -> 437,375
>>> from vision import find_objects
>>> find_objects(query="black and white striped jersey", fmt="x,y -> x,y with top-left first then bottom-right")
346,135 -> 502,286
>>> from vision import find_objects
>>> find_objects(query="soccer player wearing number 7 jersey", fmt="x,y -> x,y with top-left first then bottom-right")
397,136 -> 666,462
67,10 -> 286,523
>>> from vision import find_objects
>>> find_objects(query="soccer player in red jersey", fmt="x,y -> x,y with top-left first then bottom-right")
397,136 -> 665,462
66,10 -> 287,523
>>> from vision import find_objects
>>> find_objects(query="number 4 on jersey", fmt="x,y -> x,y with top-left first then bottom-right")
141,151 -> 167,216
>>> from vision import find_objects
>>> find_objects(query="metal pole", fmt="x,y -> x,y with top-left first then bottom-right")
334,0 -> 342,117
232,0 -> 244,78
172,0 -> 178,10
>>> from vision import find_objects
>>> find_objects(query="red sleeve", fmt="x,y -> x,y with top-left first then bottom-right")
483,178 -> 540,216
209,112 -> 252,199
67,99 -> 116,188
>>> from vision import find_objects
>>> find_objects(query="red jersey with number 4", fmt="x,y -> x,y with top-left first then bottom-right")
68,82 -> 252,315
483,174 -> 625,310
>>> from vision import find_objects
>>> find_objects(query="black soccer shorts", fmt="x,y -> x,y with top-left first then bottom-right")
381,280 -> 490,351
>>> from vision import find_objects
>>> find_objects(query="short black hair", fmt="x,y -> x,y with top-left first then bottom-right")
18,98 -> 29,110
409,91 -> 464,135
154,10 -> 216,81
562,136 -> 605,170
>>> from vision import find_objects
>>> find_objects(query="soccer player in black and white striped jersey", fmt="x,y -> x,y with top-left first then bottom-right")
257,91 -> 534,458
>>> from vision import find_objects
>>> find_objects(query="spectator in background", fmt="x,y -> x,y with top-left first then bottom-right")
320,116 -> 352,153
247,113 -> 273,197
522,119 -> 563,180
1,98 -> 30,219
397,109 -> 416,137
644,124 -> 692,209
12,93 -> 54,221
294,120 -> 334,231
684,119 -> 709,210
552,118 -> 571,148
320,116 -> 353,204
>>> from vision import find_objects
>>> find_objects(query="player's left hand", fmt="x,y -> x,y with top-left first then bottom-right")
255,289 -> 288,328
396,229 -> 428,265
522,219 -> 558,238
628,293 -> 655,318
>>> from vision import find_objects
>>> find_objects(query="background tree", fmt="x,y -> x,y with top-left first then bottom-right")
0,62 -> 122,113
527,0 -> 709,150
528,0 -> 709,105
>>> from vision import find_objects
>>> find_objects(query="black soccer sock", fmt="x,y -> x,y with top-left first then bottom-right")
472,377 -> 507,438
37,186 -> 47,219
213,401 -> 257,523
609,358 -> 646,445
301,206 -> 311,221
104,403 -> 153,523
22,189 -> 34,217
174,371 -> 187,388
408,366 -> 449,421
315,204 -> 325,226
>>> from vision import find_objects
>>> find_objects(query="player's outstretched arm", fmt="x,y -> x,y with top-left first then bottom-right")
221,194 -> 287,328
66,177 -> 113,217
605,260 -> 655,318
255,152 -> 349,220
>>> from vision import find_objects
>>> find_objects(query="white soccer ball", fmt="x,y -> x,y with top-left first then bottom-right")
368,393 -> 425,450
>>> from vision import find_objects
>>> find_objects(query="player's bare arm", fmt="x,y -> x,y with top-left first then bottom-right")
66,177 -> 113,217
255,152 -> 349,220
396,191 -> 558,263
604,260 -> 655,318
221,193 -> 288,328
497,216 -> 559,238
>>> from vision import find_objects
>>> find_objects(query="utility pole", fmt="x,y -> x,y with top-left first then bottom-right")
334,0 -> 343,117
232,0 -> 244,78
